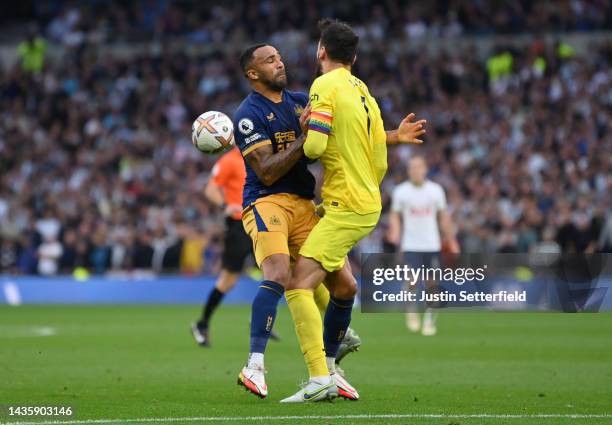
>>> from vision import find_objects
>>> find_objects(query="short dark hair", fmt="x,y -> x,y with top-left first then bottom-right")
318,18 -> 359,65
239,43 -> 268,76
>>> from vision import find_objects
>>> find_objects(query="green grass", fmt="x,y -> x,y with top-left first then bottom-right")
1,306 -> 612,425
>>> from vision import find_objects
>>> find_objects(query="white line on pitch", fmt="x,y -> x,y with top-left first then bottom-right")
3,413 -> 612,425
0,326 -> 56,338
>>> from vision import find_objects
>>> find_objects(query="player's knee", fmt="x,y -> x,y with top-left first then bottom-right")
286,275 -> 311,291
333,276 -> 357,299
261,255 -> 291,287
266,268 -> 290,287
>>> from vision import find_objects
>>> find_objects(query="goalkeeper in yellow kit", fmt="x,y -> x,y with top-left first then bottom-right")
281,18 -> 426,402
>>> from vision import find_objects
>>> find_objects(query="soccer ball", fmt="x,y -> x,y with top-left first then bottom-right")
191,111 -> 235,154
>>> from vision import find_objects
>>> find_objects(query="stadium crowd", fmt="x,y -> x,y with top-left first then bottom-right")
28,0 -> 612,45
1,1 -> 611,275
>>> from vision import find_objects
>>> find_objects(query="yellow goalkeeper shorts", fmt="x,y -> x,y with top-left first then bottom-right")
300,208 -> 380,272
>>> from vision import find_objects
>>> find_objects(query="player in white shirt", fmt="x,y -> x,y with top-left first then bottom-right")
387,155 -> 459,335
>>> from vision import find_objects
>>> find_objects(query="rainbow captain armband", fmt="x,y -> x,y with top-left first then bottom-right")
309,111 -> 332,135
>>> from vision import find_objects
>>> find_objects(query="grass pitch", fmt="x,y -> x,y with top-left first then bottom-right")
1,305 -> 611,425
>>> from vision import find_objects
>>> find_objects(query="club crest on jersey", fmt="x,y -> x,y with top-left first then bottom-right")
294,105 -> 304,116
269,215 -> 281,226
238,118 -> 254,135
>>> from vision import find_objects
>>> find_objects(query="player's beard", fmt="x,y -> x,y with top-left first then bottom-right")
262,73 -> 287,92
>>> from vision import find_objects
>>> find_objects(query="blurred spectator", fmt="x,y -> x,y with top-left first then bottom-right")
532,226 -> 561,254
162,225 -> 184,272
35,209 -> 61,241
37,234 -> 63,275
110,227 -> 133,270
0,237 -> 20,273
17,26 -> 47,73
132,233 -> 154,270
59,229 -> 78,272
151,226 -> 171,272
89,228 -> 111,274
180,226 -> 207,275
16,234 -> 37,274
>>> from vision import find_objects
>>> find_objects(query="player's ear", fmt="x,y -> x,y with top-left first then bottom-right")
246,68 -> 258,81
317,45 -> 326,62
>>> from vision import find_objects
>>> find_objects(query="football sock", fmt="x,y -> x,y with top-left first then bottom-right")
311,375 -> 332,385
323,295 -> 354,358
198,287 -> 225,329
423,309 -> 437,326
249,280 -> 284,354
313,283 -> 330,313
247,352 -> 264,369
285,288 -> 328,378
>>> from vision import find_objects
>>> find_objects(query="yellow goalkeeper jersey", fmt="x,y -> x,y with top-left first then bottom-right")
305,67 -> 387,215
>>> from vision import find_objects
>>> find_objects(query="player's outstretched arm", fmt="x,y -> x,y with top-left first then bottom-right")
386,113 -> 426,145
245,135 -> 306,186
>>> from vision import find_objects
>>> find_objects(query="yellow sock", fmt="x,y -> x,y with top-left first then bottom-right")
313,283 -> 330,313
285,289 -> 328,378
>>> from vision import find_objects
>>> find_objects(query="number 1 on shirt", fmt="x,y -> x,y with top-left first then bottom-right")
361,96 -> 371,137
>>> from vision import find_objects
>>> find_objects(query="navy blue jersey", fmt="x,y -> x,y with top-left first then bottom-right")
234,89 -> 316,207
